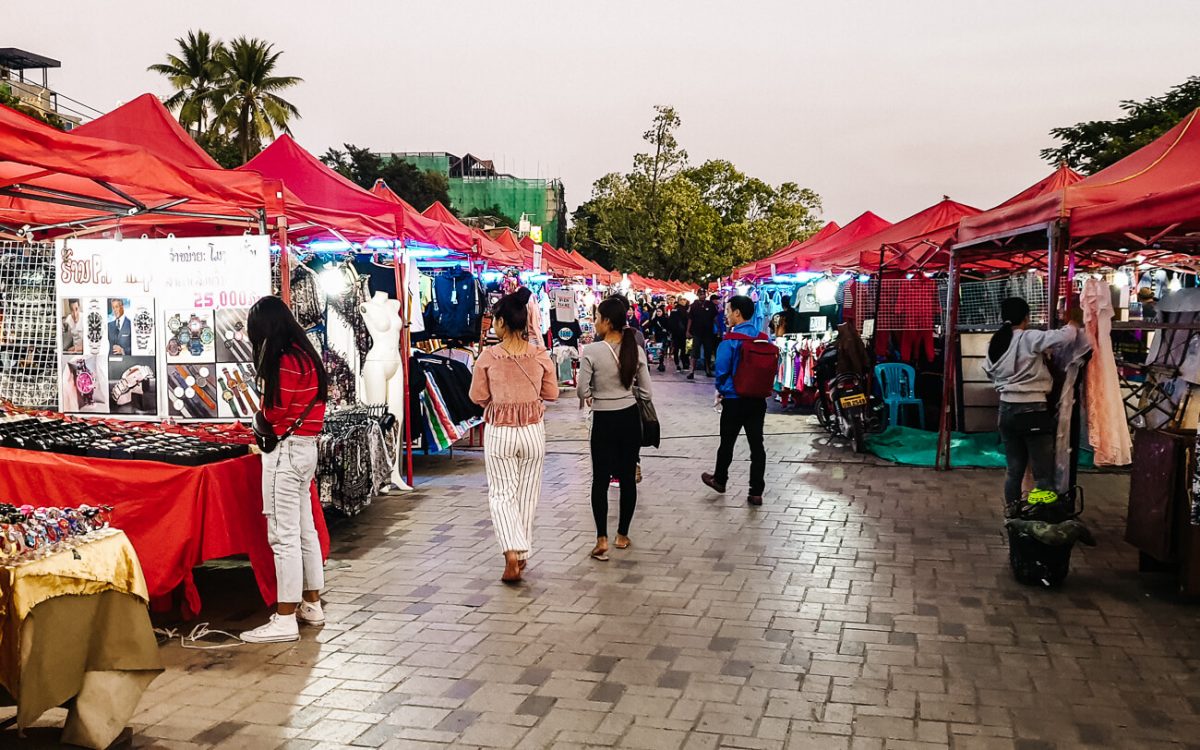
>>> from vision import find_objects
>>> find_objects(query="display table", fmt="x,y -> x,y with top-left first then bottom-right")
0,447 -> 330,617
0,530 -> 163,749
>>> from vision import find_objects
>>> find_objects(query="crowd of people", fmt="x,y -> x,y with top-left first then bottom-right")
237,285 -> 774,641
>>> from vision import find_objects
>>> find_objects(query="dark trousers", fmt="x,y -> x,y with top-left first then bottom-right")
590,405 -> 640,537
691,334 -> 716,373
997,401 -> 1056,504
713,397 -> 767,496
671,334 -> 688,370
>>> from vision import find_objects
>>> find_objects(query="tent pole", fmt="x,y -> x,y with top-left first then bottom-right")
936,245 -> 961,470
873,245 -> 886,350
1047,220 -> 1067,327
394,246 -> 414,487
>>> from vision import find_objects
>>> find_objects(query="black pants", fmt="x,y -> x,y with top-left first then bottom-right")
691,334 -> 716,373
713,397 -> 767,496
671,334 -> 689,369
998,401 -> 1055,505
590,405 -> 640,537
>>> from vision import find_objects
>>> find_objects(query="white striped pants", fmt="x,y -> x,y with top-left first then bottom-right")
483,422 -> 546,560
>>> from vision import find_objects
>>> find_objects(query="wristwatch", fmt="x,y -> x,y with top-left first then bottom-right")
166,338 -> 182,357
134,308 -> 153,351
167,313 -> 183,334
73,359 -> 95,407
86,301 -> 102,355
218,376 -> 242,417
111,364 -> 153,406
174,365 -> 217,415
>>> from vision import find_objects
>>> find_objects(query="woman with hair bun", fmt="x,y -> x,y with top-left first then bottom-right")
469,287 -> 559,584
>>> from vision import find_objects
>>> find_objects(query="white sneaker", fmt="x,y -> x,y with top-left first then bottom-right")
240,613 -> 299,643
297,600 -> 325,626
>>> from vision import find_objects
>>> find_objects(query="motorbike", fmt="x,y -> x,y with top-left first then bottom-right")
813,348 -> 873,454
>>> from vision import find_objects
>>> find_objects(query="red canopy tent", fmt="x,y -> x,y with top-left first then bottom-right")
491,229 -> 535,268
815,199 -> 979,273
958,116 -> 1200,247
0,101 -> 271,236
735,221 -> 842,279
241,135 -> 473,251
774,212 -> 893,275
369,178 -> 421,214
63,94 -> 392,242
417,200 -> 521,266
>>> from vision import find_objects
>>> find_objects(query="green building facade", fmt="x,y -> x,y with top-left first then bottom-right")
382,152 -> 566,247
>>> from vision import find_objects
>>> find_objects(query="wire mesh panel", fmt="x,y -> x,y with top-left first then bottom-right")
854,277 -> 948,332
0,242 -> 58,409
956,272 -> 1052,329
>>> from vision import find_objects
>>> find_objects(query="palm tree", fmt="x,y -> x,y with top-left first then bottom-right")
147,30 -> 223,135
211,37 -> 303,164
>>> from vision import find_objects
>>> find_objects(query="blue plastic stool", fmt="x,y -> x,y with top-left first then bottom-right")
874,362 -> 925,429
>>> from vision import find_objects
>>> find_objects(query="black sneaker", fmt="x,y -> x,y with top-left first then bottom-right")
747,495 -> 763,506
687,373 -> 695,380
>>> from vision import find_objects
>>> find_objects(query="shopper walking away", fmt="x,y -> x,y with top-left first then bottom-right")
668,299 -> 690,372
983,297 -> 1080,516
687,293 -> 718,379
469,288 -> 559,584
702,295 -> 770,506
578,297 -> 653,560
241,296 -> 329,644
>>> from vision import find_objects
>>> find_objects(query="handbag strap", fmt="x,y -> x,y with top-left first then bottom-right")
277,396 -> 321,442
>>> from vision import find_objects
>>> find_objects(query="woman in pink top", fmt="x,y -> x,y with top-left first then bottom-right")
469,288 -> 559,584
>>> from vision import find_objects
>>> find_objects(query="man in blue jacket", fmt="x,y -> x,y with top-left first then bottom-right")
702,295 -> 767,506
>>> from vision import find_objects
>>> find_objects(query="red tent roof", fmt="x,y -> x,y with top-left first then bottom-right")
370,179 -> 420,213
992,164 -> 1083,209
735,222 -> 842,279
242,135 -> 472,250
816,200 -> 979,272
0,100 -> 270,236
1070,179 -> 1200,241
959,111 -> 1200,246
492,229 -> 535,268
775,212 -> 893,275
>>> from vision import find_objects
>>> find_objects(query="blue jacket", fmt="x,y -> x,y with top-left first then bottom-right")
715,321 -> 760,399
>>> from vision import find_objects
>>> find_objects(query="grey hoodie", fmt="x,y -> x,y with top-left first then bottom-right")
982,326 -> 1078,403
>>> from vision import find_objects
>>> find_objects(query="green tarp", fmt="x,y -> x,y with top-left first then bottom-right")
866,426 -> 1094,468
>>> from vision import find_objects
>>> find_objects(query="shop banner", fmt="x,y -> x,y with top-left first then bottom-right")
55,236 -> 270,420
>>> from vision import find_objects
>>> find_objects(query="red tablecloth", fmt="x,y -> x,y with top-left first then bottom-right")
0,447 -> 329,618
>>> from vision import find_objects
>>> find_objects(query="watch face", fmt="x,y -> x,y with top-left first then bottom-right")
167,339 -> 182,356
200,328 -> 214,345
167,314 -> 182,333
188,316 -> 203,334
176,330 -> 190,345
76,371 -> 95,395
188,339 -> 205,356
87,312 -> 102,342
134,311 -> 152,334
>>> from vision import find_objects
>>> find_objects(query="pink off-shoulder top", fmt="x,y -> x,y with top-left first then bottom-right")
469,344 -> 559,426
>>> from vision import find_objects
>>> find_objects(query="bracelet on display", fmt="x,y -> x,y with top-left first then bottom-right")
0,503 -> 114,563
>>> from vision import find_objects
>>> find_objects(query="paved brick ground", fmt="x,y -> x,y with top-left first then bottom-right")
17,368 -> 1200,749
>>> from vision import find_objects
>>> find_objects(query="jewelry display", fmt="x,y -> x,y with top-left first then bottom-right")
0,502 -> 117,563
0,414 -> 249,465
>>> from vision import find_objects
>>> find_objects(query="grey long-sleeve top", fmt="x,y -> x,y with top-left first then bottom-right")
577,340 -> 652,411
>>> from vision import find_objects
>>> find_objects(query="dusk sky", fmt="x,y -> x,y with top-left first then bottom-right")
9,1 -> 1200,226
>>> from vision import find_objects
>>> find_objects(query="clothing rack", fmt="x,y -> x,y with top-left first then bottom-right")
317,404 -> 395,516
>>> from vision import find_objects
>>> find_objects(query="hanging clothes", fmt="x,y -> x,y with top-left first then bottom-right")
1081,277 -> 1132,466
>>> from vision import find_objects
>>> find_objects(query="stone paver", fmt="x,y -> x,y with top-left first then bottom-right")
7,368 -> 1200,749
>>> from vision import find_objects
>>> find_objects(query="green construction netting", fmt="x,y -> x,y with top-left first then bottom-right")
866,426 -> 1095,469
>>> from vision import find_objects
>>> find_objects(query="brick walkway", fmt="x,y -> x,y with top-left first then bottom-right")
46,370 -> 1200,748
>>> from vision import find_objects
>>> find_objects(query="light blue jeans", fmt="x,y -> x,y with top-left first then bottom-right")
262,436 -> 323,602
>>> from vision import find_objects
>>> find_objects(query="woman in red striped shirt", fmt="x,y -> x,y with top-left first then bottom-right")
241,296 -> 329,644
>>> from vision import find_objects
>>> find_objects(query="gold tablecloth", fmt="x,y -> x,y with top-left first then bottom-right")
0,531 -> 163,748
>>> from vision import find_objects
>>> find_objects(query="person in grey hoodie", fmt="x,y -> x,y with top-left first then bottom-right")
982,297 -> 1082,511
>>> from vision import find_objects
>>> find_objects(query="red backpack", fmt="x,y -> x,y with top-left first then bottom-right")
725,332 -> 779,398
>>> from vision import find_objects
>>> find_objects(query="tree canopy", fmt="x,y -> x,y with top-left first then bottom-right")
1041,76 -> 1200,174
569,106 -> 821,282
148,30 -> 302,166
320,145 -> 451,211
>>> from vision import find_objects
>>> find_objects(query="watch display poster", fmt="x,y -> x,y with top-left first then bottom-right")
217,363 -> 261,420
55,236 -> 270,420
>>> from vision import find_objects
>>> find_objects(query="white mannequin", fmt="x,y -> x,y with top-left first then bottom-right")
360,290 -> 411,492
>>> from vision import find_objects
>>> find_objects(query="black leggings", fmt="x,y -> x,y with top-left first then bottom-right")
590,405 -> 641,537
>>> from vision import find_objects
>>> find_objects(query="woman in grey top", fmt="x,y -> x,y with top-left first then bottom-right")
578,297 -> 652,560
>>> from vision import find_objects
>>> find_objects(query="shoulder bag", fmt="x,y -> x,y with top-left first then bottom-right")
253,396 -> 321,453
605,343 -> 659,448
